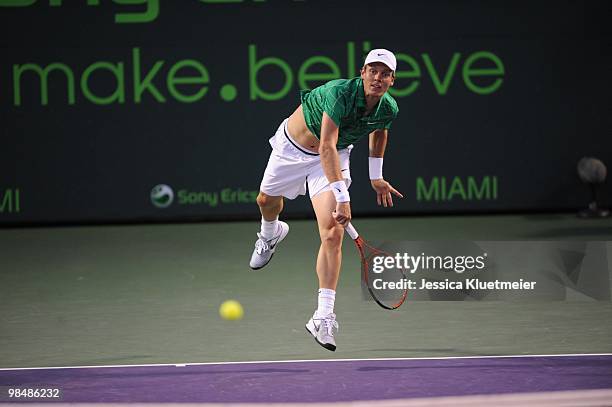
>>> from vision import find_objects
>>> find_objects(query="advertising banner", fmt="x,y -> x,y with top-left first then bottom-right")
1,1 -> 610,224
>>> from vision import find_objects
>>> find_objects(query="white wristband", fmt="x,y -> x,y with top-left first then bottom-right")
369,157 -> 384,180
330,180 -> 350,202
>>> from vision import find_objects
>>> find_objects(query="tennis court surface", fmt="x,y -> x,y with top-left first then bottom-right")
1,355 -> 612,405
1,214 -> 611,405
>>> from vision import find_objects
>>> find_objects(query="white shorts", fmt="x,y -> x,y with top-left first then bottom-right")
259,118 -> 353,200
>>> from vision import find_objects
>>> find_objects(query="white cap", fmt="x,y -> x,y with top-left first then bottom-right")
364,49 -> 397,71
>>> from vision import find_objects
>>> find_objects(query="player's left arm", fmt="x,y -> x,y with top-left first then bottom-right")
369,129 -> 404,207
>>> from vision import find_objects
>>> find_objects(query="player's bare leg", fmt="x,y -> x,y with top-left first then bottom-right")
311,190 -> 344,290
256,192 -> 283,221
249,192 -> 289,270
306,189 -> 342,351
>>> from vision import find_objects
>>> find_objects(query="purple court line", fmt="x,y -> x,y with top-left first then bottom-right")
0,356 -> 611,403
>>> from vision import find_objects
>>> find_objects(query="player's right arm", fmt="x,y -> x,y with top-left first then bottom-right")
319,112 -> 351,226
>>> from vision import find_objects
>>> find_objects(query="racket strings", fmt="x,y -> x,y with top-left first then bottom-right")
355,238 -> 408,310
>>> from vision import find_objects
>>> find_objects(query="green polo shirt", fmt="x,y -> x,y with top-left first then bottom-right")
300,77 -> 399,150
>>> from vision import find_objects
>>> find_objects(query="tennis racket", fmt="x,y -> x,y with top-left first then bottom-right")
345,222 -> 408,310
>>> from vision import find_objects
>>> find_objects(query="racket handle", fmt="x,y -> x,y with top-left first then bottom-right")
345,222 -> 359,240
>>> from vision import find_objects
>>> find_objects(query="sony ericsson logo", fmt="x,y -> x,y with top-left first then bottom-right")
150,184 -> 174,208
150,185 -> 257,208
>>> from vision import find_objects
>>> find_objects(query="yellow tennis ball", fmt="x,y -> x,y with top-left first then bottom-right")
219,300 -> 244,321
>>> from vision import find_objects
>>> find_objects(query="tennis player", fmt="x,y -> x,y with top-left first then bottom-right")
249,49 -> 403,351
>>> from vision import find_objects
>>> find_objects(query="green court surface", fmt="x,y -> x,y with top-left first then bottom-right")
1,214 -> 611,368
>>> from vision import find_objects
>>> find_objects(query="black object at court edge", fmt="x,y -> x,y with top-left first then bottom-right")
577,157 -> 610,218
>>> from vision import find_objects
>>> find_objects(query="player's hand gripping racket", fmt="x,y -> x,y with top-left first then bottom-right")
345,222 -> 408,310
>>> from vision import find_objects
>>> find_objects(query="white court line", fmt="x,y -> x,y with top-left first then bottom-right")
0,353 -> 611,372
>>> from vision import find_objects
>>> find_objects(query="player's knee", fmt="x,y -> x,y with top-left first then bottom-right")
321,225 -> 344,250
257,192 -> 277,208
256,192 -> 267,207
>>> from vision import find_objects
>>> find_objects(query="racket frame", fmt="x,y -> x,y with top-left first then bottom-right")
345,222 -> 408,310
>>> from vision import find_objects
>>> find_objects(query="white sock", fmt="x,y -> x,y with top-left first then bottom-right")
260,217 -> 278,239
316,288 -> 336,318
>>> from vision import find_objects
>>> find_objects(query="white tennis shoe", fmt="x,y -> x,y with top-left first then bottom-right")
306,312 -> 339,352
249,221 -> 289,270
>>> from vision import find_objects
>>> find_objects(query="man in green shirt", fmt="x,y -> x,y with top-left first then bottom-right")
249,49 -> 403,351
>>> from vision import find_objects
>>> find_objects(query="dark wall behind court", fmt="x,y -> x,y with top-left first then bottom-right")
1,0 -> 610,225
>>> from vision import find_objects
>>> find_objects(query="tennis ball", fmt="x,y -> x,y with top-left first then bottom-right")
219,300 -> 244,321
